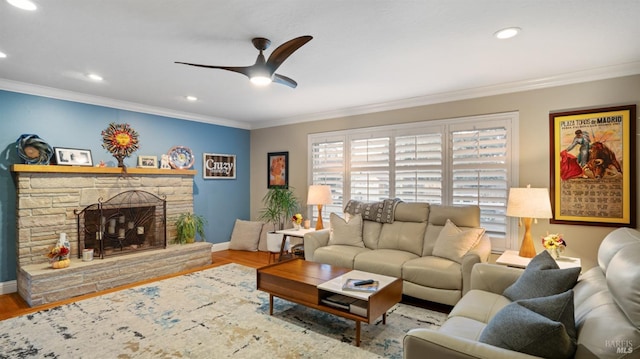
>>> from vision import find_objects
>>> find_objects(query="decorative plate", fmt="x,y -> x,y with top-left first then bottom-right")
167,146 -> 194,169
16,134 -> 53,165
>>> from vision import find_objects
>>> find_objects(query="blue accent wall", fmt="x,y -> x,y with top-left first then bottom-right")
0,90 -> 250,282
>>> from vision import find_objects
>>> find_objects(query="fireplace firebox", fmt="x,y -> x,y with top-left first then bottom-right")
75,190 -> 167,259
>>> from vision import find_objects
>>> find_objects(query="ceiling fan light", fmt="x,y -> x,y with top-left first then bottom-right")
250,75 -> 272,86
7,0 -> 37,11
494,27 -> 521,40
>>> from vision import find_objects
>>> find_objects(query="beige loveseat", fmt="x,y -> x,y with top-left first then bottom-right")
304,202 -> 492,306
404,227 -> 640,359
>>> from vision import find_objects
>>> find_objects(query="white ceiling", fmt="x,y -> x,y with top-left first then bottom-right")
1,1 -> 639,129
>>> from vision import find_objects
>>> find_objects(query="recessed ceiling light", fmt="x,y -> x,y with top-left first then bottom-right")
87,73 -> 103,81
7,0 -> 37,11
185,96 -> 198,102
494,27 -> 521,40
0,51 -> 7,58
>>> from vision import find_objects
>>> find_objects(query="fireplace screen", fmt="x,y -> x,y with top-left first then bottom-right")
75,190 -> 167,259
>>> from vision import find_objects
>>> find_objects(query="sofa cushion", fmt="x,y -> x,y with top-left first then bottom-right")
313,245 -> 370,268
479,290 -> 577,358
422,205 -> 481,257
503,250 -> 580,301
447,289 -> 511,323
354,249 -> 418,278
402,256 -> 463,291
328,213 -> 365,247
432,219 -> 484,263
394,202 -> 429,222
228,219 -> 263,251
377,221 -> 427,256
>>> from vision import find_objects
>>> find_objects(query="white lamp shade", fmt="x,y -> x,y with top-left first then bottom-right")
506,186 -> 553,219
307,185 -> 333,205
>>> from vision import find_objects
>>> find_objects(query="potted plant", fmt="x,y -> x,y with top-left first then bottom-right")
174,212 -> 207,244
258,187 -> 300,254
258,187 -> 300,231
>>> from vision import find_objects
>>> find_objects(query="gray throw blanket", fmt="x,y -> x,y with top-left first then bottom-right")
343,198 -> 402,224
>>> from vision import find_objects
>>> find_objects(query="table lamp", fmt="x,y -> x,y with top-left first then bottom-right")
506,185 -> 553,258
307,185 -> 333,230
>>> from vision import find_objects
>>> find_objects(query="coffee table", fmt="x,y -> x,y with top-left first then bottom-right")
256,259 -> 402,346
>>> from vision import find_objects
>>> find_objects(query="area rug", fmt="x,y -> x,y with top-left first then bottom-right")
0,263 -> 446,358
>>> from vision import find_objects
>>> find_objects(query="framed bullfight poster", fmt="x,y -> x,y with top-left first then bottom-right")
549,105 -> 636,227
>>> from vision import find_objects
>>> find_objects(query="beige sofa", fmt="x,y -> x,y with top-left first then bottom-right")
304,202 -> 492,306
404,227 -> 640,359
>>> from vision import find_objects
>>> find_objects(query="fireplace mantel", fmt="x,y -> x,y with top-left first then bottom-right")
11,164 -> 196,176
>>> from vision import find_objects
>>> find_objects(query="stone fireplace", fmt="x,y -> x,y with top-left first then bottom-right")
11,165 -> 212,306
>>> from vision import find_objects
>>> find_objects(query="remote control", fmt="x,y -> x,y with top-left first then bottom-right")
353,279 -> 374,286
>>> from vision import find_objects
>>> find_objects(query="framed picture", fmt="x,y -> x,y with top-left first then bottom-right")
53,147 -> 93,166
137,155 -> 158,168
549,104 -> 636,227
203,153 -> 236,179
267,151 -> 288,188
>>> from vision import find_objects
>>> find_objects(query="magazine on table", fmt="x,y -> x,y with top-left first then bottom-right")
342,278 -> 379,293
321,293 -> 358,310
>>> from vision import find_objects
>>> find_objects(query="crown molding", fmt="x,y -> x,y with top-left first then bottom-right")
2,61 -> 639,131
0,79 -> 251,130
253,61 -> 640,129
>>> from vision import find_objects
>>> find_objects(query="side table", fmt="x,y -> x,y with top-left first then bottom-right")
496,250 -> 581,270
276,228 -> 315,261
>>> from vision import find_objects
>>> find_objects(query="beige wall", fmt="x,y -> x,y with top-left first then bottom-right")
250,74 -> 640,270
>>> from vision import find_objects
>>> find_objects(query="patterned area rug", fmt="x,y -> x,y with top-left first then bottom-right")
0,263 -> 446,358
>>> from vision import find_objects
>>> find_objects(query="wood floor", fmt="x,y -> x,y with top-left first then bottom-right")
0,250 -> 449,321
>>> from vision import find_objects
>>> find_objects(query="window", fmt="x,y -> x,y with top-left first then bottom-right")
308,112 -> 518,251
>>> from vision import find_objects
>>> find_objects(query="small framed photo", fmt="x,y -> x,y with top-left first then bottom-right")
54,147 -> 93,166
203,153 -> 236,179
267,151 -> 288,188
137,155 -> 158,168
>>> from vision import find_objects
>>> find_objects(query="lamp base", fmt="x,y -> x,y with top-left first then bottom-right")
315,204 -> 324,230
518,217 -> 536,258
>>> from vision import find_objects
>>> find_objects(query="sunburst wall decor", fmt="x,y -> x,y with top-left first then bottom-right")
101,122 -> 139,167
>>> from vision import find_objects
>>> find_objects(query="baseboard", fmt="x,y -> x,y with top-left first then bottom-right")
211,241 -> 230,252
1,280 -> 17,294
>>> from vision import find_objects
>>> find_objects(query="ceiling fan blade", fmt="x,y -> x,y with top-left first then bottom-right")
266,35 -> 312,73
273,73 -> 298,88
174,62 -> 251,77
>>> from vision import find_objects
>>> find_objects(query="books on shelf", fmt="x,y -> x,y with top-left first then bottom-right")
342,278 -> 379,293
321,293 -> 368,316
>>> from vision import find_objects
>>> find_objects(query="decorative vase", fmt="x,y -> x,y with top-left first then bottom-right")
292,222 -> 301,230
548,248 -> 560,259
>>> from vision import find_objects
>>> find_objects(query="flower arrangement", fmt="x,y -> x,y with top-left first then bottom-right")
46,242 -> 71,269
292,213 -> 303,225
542,233 -> 566,259
541,233 -> 566,249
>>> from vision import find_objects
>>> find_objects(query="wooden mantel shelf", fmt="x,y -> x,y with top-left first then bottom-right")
11,164 -> 197,176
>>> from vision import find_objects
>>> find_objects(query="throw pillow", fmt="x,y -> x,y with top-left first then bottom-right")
228,219 -> 263,251
479,290 -> 577,358
431,219 -> 485,263
503,250 -> 581,301
328,213 -> 364,247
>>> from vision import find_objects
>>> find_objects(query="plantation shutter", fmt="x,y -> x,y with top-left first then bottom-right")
395,133 -> 443,203
310,138 -> 344,222
450,123 -> 509,245
350,137 -> 390,202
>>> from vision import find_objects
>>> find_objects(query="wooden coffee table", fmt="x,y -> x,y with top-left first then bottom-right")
256,259 -> 402,346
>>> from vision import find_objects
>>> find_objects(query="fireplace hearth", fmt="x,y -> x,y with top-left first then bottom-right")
75,190 -> 167,259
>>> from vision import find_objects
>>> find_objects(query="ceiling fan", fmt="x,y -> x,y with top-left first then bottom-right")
175,35 -> 313,88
